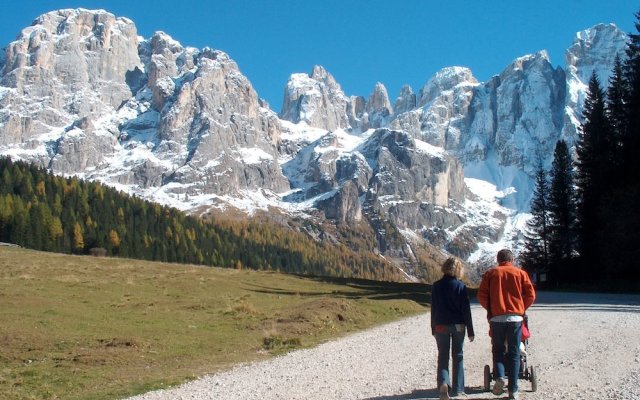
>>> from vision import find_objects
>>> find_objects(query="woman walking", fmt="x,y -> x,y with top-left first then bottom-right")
431,257 -> 475,399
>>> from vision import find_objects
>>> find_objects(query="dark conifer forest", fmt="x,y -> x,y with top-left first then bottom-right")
521,11 -> 640,288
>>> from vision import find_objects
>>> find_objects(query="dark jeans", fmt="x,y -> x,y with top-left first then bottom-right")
490,321 -> 522,393
434,325 -> 466,395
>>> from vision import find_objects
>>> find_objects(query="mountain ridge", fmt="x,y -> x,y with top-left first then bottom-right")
0,8 -> 628,280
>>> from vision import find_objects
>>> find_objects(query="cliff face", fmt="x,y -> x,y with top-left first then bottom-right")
278,23 -> 626,264
0,9 -> 628,276
0,9 -> 140,171
279,65 -> 351,132
0,9 -> 289,198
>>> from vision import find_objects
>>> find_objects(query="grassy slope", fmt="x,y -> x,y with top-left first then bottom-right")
0,247 -> 430,400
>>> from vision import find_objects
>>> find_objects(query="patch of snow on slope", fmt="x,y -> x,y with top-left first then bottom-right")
463,151 -> 534,212
281,127 -> 373,193
414,138 -> 446,159
461,178 -> 524,266
237,147 -> 273,164
334,129 -> 374,152
280,120 -> 328,141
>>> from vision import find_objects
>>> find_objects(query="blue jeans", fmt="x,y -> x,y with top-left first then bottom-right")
434,325 -> 466,395
490,321 -> 522,393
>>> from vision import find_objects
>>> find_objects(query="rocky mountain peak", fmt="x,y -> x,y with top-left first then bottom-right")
363,82 -> 392,129
147,31 -> 184,54
564,23 -> 627,107
390,67 -> 478,150
2,8 -> 140,88
393,85 -> 417,116
566,23 -> 627,83
461,47 -> 566,210
505,51 -> 551,74
0,10 -> 628,277
0,8 -> 141,149
562,23 -> 628,148
367,82 -> 391,112
418,66 -> 477,107
0,8 -> 289,199
310,65 -> 337,86
279,65 -> 350,131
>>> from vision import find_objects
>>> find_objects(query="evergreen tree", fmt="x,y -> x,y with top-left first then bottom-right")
607,54 -> 628,163
603,10 -> 640,281
575,72 -> 610,279
521,159 -> 551,276
623,10 -> 640,177
548,140 -> 576,281
1,164 -> 13,195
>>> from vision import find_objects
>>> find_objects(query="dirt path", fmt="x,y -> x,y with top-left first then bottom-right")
128,291 -> 640,400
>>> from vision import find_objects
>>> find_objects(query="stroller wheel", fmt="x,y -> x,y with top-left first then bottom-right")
483,364 -> 491,392
530,366 -> 537,392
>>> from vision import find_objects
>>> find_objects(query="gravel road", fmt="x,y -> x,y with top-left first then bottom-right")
127,291 -> 640,400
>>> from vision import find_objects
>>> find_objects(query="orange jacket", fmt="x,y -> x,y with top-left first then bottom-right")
478,262 -> 536,318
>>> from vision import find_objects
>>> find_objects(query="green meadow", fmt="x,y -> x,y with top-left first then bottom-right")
0,246 -> 430,400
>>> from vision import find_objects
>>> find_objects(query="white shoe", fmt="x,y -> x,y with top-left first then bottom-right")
439,383 -> 450,400
492,378 -> 505,395
508,391 -> 519,400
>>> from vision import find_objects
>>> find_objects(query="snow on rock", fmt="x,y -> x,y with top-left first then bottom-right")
458,178 -> 520,268
563,23 -> 628,143
391,66 -> 478,149
0,9 -> 628,277
279,66 -> 351,131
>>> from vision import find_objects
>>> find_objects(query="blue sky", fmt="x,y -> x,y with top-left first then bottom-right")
0,1 -> 637,112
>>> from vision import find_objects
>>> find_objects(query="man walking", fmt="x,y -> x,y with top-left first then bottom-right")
478,249 -> 536,400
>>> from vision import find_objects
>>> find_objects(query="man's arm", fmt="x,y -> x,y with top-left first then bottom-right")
477,273 -> 490,310
521,271 -> 536,310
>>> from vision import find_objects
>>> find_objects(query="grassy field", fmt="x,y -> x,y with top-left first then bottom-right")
0,246 -> 430,400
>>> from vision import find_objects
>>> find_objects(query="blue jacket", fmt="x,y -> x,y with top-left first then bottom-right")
430,275 -> 475,337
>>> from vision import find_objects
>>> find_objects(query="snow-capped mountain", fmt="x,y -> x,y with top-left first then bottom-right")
0,9 -> 288,209
0,9 -> 628,280
278,22 -> 625,268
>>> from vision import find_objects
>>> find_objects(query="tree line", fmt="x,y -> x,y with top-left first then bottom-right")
521,11 -> 640,287
0,157 -> 403,281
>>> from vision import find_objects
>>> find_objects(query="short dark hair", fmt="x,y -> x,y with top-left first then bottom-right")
497,249 -> 514,263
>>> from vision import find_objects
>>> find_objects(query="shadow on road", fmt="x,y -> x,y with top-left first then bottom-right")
244,275 -> 433,307
361,386 -> 499,400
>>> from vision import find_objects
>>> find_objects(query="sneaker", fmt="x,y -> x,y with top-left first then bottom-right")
492,378 -> 505,395
451,393 -> 468,398
439,383 -> 450,400
508,391 -> 519,400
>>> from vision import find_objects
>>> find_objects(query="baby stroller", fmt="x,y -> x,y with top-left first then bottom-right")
483,315 -> 538,392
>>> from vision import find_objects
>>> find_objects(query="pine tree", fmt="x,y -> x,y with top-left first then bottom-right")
607,55 -> 628,154
0,163 -> 13,195
623,10 -> 640,176
521,159 -> 551,277
548,140 -> 576,281
605,10 -> 640,281
575,72 -> 612,279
